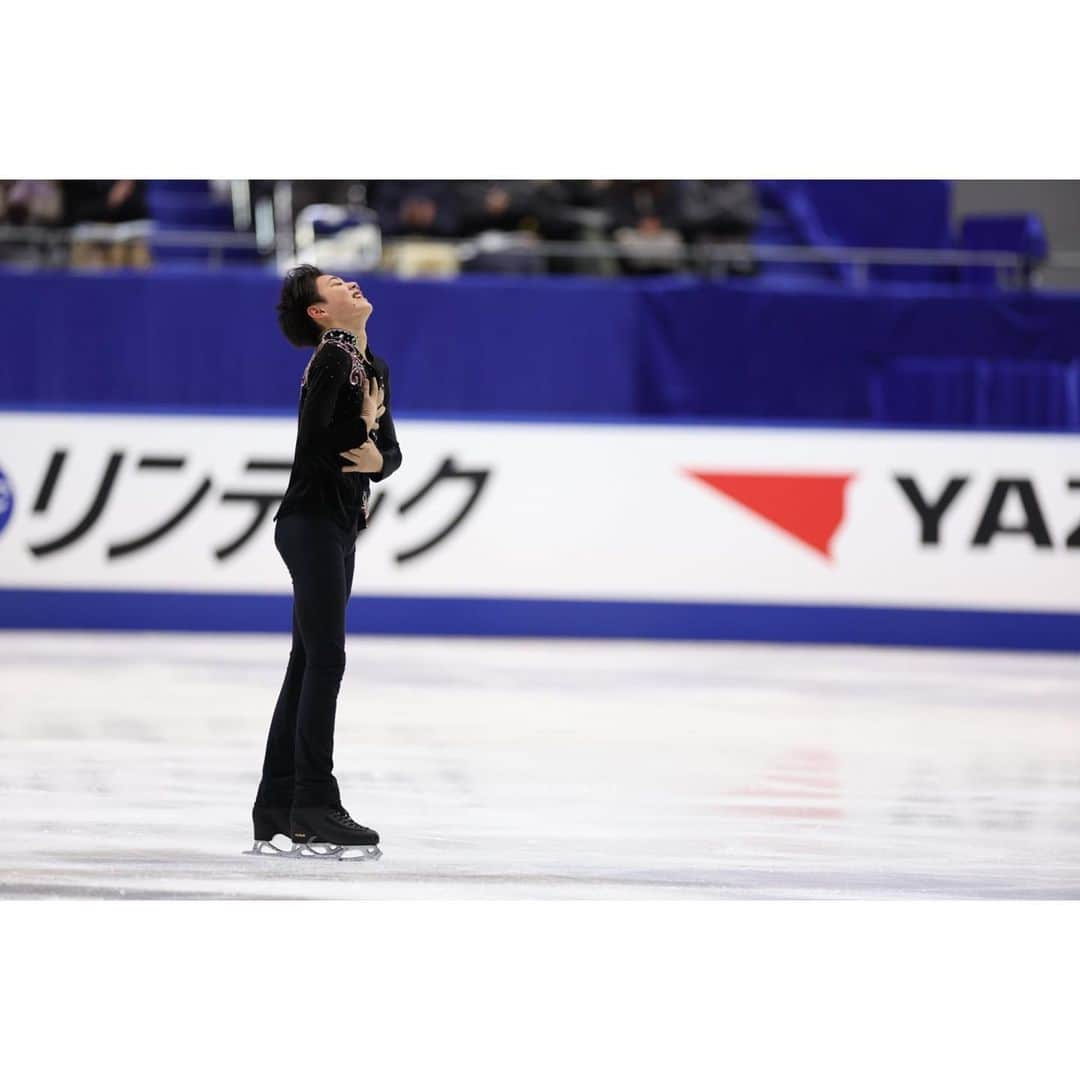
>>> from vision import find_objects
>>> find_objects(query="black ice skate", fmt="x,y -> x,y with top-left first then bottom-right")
245,806 -> 295,857
290,807 -> 382,861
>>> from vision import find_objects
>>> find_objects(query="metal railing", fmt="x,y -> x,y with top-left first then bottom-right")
2,221 -> 1077,289
453,237 -> 1037,287
0,223 -> 264,270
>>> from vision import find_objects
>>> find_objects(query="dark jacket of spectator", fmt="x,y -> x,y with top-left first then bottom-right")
457,181 -> 545,234
561,180 -> 615,212
369,181 -> 460,238
605,180 -> 684,234
677,180 -> 759,242
61,180 -> 148,226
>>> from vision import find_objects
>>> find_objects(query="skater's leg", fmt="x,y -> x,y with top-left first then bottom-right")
345,535 -> 357,600
255,603 -> 305,809
281,524 -> 381,859
275,514 -> 351,809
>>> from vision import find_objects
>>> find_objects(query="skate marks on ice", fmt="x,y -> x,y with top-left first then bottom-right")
0,632 -> 1079,899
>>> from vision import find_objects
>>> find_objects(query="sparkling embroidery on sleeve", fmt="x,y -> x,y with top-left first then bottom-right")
347,352 -> 364,386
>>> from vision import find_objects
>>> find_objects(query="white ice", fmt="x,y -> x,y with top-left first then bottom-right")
1,631 -> 1078,899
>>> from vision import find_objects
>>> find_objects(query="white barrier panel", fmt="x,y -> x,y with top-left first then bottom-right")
0,410 -> 1078,614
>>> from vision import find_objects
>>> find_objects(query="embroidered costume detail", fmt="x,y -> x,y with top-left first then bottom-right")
301,328 -> 369,389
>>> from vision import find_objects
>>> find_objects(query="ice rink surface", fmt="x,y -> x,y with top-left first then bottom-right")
0,630 -> 1078,900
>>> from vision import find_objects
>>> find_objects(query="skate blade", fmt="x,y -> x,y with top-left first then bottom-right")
294,842 -> 382,862
244,838 -> 298,858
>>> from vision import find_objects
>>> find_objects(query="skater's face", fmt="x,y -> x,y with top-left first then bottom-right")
307,274 -> 373,330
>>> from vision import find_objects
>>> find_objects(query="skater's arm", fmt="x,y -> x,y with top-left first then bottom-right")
369,362 -> 402,482
300,345 -> 372,453
338,361 -> 402,479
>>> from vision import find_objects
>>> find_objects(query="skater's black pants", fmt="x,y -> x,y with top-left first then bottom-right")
256,512 -> 357,810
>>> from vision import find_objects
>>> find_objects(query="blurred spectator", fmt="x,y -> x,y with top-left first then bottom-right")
677,180 -> 759,275
605,180 -> 687,275
458,181 -> 545,235
291,180 -> 370,217
62,180 -> 148,227
369,181 -> 461,238
0,180 -> 64,266
606,180 -> 682,234
677,180 -> 759,242
562,179 -> 616,212
531,181 -> 616,275
2,180 -> 62,226
61,180 -> 151,269
529,180 -> 588,242
457,181 -> 585,275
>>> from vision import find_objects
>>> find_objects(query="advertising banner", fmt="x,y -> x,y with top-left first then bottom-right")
1,410 -> 1077,646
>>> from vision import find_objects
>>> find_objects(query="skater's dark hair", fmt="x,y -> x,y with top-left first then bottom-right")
277,264 -> 326,347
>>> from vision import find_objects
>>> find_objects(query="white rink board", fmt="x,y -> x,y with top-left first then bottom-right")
0,410 -> 1078,612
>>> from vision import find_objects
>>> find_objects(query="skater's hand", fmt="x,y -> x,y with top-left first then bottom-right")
360,375 -> 383,429
341,441 -> 384,474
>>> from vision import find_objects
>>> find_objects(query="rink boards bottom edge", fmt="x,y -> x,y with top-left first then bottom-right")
0,589 -> 1077,652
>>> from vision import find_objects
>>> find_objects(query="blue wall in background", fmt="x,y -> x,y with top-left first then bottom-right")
3,267 -> 1080,427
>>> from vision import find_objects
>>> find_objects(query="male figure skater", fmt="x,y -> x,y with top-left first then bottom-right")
249,265 -> 402,859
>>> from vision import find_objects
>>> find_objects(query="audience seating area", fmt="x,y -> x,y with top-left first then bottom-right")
1,180 -> 1051,291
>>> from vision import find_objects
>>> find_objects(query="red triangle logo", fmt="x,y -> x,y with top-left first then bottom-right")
685,470 -> 854,559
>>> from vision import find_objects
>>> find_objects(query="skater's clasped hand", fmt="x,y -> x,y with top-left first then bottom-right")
360,375 -> 384,429
340,375 -> 386,474
340,441 -> 384,474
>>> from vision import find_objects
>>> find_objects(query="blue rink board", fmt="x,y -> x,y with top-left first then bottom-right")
0,589 -> 1077,652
